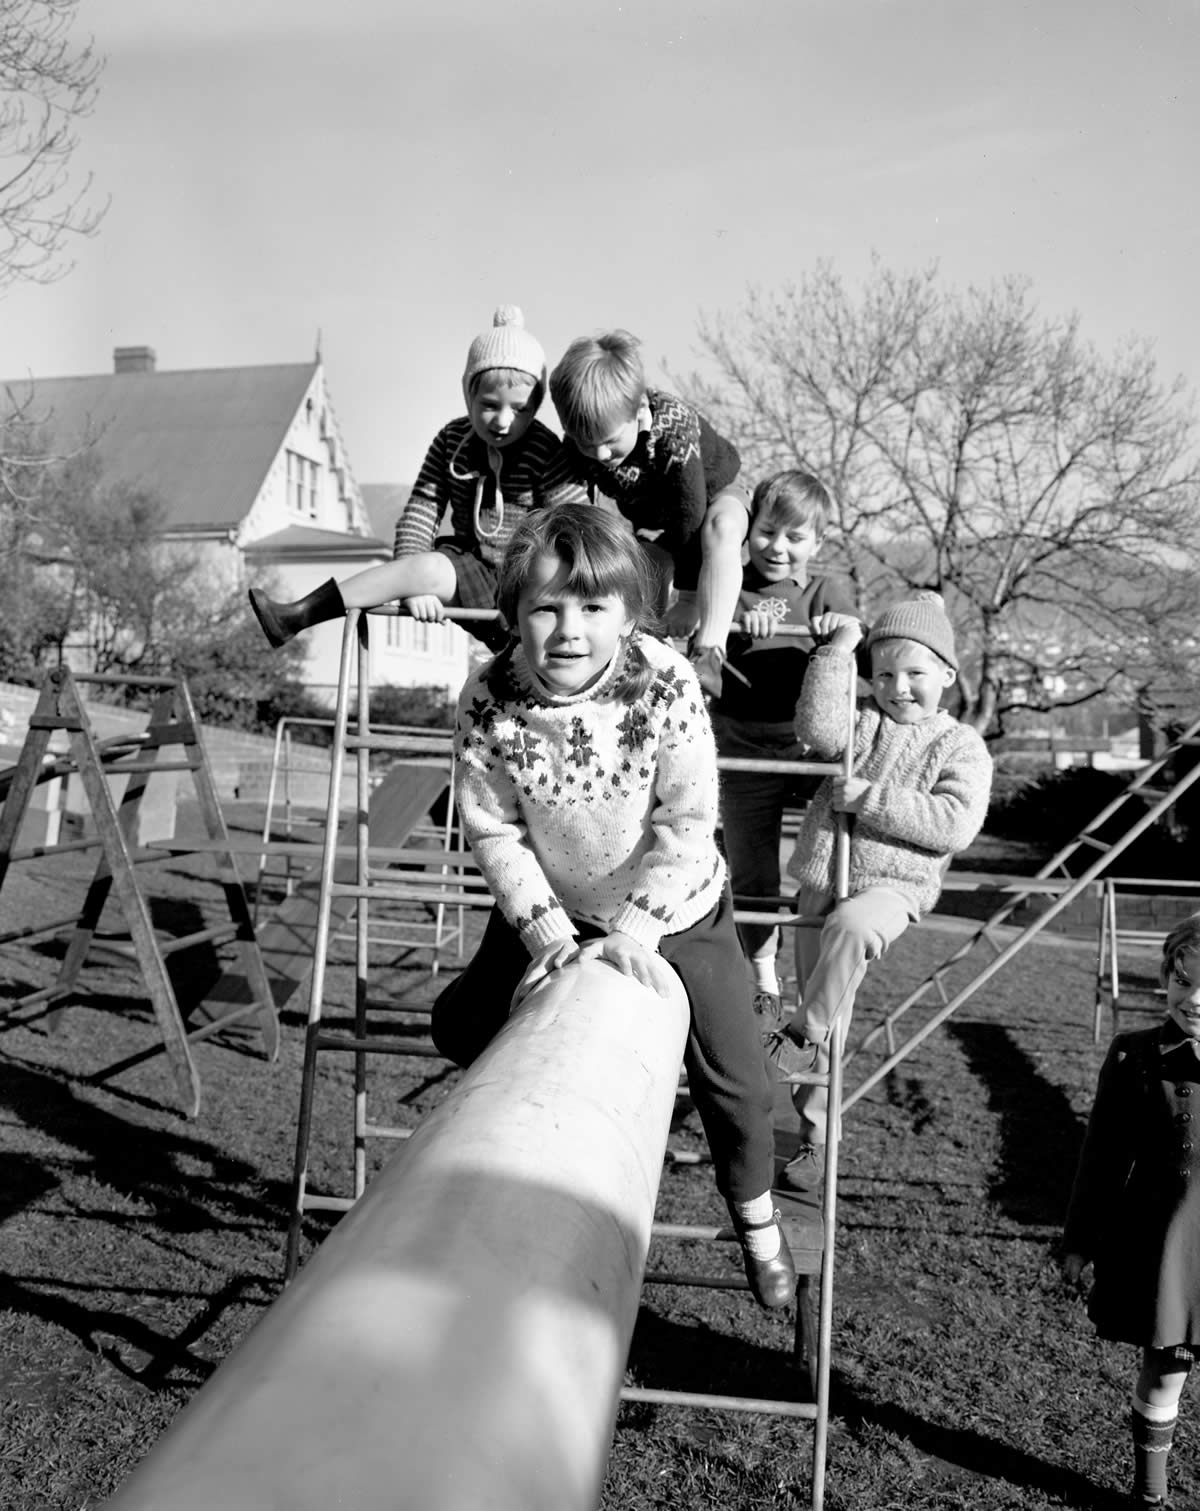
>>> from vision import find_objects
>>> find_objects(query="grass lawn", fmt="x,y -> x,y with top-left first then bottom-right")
0,807 -> 1187,1510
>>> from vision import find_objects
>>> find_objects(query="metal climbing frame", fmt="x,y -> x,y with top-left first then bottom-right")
284,608 -> 497,1277
283,608 -> 859,1511
841,710 -> 1200,1117
254,712 -> 467,972
1092,876 -> 1200,1041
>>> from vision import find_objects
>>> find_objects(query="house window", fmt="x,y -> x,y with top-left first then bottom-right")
287,451 -> 319,519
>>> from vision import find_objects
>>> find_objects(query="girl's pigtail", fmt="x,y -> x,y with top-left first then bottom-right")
611,630 -> 656,704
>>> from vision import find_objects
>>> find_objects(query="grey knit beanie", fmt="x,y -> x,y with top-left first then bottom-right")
462,305 -> 547,402
865,590 -> 958,671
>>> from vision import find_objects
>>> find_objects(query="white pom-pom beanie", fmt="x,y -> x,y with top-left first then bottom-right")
462,305 -> 547,402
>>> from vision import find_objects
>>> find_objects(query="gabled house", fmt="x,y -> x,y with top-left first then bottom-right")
1,345 -> 470,702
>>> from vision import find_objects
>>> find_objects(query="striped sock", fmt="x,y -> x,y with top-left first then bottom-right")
1131,1397 -> 1176,1503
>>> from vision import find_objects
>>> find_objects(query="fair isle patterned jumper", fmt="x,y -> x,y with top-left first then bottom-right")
454,634 -> 726,955
786,646 -> 993,916
393,416 -> 586,568
562,389 -> 741,591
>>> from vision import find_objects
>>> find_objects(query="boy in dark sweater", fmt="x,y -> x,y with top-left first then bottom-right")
549,328 -> 749,693
709,470 -> 855,1021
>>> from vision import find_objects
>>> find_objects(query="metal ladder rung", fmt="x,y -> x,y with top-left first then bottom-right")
301,1193 -> 355,1214
620,1386 -> 816,1419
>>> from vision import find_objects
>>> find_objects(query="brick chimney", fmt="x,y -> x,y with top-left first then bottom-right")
113,345 -> 157,374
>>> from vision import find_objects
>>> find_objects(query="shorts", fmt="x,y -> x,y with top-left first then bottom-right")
1154,1343 -> 1200,1365
434,536 -> 510,652
708,478 -> 752,513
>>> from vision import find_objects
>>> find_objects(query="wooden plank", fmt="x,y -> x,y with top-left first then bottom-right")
196,764 -> 451,1014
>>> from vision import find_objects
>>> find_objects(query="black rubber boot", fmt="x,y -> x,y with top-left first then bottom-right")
249,577 -> 346,648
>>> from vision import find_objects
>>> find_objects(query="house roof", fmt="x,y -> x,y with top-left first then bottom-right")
1,361 -> 319,531
244,523 -> 389,558
361,483 -> 412,546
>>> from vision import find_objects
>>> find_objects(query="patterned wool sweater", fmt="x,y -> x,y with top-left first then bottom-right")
393,416 -> 586,568
561,389 -> 741,591
786,646 -> 993,916
454,633 -> 726,954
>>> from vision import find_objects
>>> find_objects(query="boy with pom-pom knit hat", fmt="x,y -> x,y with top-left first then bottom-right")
765,590 -> 993,1190
248,305 -> 588,653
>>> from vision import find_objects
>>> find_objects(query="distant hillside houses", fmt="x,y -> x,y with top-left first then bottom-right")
1,346 -> 470,702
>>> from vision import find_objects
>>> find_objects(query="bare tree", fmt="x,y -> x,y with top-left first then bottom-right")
678,262 -> 1200,732
1,441 -> 305,717
0,0 -> 105,293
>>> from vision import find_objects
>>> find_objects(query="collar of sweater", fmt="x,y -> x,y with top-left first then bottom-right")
510,641 -> 628,708
1158,1019 -> 1200,1061
448,423 -> 530,481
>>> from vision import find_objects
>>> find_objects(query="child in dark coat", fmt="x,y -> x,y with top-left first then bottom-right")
1063,912 -> 1200,1508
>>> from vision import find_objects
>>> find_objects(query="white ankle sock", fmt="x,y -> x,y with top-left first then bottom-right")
751,956 -> 780,994
733,1192 -> 781,1259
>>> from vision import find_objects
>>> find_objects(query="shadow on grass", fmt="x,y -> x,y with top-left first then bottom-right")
625,1306 -> 809,1406
946,1020 -> 1083,1225
831,1384 -> 1127,1510
622,1313 -> 1123,1508
0,1055 -> 290,1231
0,1151 -> 57,1220
0,1272 -> 274,1392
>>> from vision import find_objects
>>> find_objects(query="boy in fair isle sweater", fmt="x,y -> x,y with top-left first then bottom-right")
549,329 -> 751,695
767,590 -> 993,1191
432,502 -> 796,1310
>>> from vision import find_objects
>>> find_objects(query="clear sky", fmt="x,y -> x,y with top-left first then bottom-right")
2,0 -> 1196,486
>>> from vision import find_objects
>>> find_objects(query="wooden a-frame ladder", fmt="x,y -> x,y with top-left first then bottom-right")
0,666 -> 278,1117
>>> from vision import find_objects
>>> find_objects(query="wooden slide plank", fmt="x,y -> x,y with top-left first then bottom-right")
197,764 -> 451,1014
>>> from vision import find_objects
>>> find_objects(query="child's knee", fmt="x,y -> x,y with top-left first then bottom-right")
702,495 -> 748,551
823,910 -> 890,962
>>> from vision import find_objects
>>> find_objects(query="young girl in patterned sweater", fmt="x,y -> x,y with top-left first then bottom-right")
431,502 -> 795,1309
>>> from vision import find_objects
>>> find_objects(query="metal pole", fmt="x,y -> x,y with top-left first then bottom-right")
103,958 -> 690,1511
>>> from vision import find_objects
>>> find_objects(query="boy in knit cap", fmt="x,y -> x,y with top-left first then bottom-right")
249,306 -> 586,653
767,590 -> 993,1190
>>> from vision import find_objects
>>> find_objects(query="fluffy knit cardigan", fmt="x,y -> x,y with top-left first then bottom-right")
454,633 -> 726,954
786,645 -> 993,916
